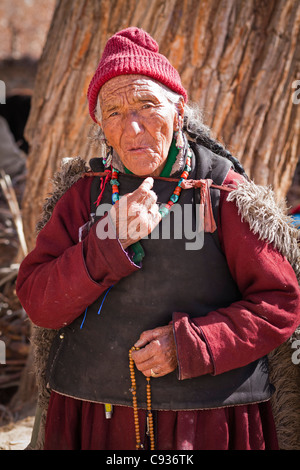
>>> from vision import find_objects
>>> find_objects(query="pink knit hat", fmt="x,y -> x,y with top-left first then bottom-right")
87,27 -> 188,122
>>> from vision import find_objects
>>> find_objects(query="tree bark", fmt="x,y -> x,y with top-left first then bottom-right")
22,0 -> 300,252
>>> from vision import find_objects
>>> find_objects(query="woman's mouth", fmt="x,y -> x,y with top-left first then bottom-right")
127,146 -> 153,155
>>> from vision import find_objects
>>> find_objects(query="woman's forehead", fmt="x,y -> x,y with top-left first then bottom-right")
99,75 -> 166,104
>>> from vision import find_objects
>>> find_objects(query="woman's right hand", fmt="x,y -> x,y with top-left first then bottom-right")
109,177 -> 161,249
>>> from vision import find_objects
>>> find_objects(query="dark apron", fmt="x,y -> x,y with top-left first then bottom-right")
46,144 -> 274,410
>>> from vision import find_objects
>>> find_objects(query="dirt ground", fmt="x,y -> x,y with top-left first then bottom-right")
0,413 -> 34,450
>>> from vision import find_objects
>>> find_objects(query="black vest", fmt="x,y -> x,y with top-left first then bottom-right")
46,144 -> 274,410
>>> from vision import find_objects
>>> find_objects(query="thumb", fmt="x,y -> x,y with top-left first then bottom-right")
128,176 -> 155,202
138,177 -> 154,192
134,328 -> 157,348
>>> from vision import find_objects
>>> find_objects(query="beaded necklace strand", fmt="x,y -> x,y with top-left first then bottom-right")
129,347 -> 155,450
111,146 -> 192,450
110,145 -> 192,217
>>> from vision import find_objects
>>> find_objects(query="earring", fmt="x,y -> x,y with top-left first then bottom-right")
174,114 -> 184,150
174,129 -> 184,149
103,142 -> 113,168
102,138 -> 113,168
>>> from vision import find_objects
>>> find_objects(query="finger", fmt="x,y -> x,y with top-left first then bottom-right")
131,343 -> 161,376
128,199 -> 157,218
134,329 -> 157,348
134,347 -> 174,378
148,206 -> 162,231
139,177 -> 154,192
147,367 -> 162,378
144,190 -> 158,208
130,190 -> 157,210
129,177 -> 155,202
133,340 -> 158,361
143,366 -> 162,378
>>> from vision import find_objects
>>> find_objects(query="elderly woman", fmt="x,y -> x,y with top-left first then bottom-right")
16,27 -> 300,450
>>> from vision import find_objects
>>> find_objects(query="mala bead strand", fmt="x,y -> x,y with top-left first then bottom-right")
129,347 -> 143,450
129,347 -> 155,450
146,377 -> 155,450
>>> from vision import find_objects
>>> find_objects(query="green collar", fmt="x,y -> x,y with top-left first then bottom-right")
124,139 -> 179,177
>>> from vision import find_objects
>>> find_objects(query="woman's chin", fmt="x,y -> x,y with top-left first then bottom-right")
121,151 -> 166,177
124,161 -> 163,177
131,167 -> 161,177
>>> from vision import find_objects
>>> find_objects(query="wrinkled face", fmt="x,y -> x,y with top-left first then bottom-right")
99,75 -> 178,177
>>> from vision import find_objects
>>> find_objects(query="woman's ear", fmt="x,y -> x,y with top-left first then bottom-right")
174,97 -> 185,130
177,97 -> 185,120
173,97 -> 185,150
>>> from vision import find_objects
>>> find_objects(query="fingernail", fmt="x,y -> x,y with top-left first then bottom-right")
143,177 -> 154,188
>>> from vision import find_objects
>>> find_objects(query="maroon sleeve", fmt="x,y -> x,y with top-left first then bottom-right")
16,177 -> 139,329
173,169 -> 300,379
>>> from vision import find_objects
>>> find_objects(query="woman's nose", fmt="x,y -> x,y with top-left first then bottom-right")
124,111 -> 144,136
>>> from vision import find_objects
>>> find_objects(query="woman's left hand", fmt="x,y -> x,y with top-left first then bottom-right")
131,325 -> 178,378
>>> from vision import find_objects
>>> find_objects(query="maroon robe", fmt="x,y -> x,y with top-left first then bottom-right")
16,169 -> 300,450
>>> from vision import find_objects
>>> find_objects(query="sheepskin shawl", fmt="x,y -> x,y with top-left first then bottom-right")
227,181 -> 300,450
28,157 -> 89,450
27,156 -> 300,450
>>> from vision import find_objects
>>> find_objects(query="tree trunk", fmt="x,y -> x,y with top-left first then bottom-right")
14,1 -> 300,448
22,0 -> 300,252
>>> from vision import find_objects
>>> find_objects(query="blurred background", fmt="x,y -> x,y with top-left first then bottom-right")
0,0 -> 55,449
0,0 -> 299,449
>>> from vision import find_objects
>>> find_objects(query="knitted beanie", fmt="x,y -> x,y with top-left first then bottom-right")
87,27 -> 188,122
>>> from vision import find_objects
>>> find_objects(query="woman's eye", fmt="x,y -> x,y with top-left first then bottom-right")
142,103 -> 153,109
109,111 -> 119,117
